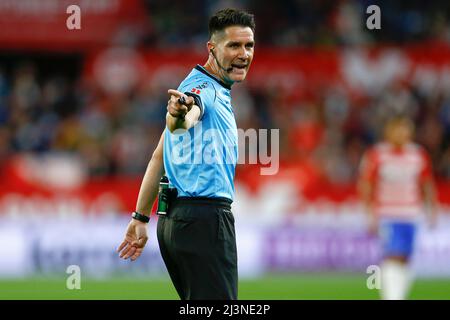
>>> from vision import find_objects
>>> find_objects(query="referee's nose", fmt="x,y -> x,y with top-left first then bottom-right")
237,45 -> 251,61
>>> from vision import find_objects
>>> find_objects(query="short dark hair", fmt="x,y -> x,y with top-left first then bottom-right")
208,8 -> 255,39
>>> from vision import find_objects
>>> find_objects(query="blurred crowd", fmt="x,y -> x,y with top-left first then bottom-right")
1,57 -> 450,184
0,61 -> 167,177
1,0 -> 450,185
143,0 -> 450,48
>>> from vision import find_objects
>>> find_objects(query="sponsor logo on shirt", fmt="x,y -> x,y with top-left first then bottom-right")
190,82 -> 209,94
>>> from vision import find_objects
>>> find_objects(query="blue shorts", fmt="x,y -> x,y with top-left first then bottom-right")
379,221 -> 417,258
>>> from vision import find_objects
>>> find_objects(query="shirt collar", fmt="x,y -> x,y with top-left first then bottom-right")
195,65 -> 232,90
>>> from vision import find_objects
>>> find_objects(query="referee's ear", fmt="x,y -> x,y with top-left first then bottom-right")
207,41 -> 215,54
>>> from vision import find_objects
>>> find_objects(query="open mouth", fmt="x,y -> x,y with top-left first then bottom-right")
231,64 -> 247,69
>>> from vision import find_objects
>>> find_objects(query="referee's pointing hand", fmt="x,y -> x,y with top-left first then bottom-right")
167,89 -> 195,119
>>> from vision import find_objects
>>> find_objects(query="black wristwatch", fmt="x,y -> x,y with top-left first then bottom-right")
132,211 -> 150,223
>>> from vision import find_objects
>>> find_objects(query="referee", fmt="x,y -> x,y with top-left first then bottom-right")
117,8 -> 255,300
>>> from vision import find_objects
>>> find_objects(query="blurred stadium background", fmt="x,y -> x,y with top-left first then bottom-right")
1,0 -> 450,299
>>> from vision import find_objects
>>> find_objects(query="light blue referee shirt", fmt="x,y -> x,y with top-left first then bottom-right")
163,65 -> 238,201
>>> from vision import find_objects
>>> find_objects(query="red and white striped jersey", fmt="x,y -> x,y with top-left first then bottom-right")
359,142 -> 433,220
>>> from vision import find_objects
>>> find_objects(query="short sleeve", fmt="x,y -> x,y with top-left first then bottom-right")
178,79 -> 216,121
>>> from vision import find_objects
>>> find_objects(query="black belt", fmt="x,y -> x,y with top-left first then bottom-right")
173,196 -> 232,208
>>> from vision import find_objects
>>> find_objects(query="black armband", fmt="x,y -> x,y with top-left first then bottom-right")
184,92 -> 204,120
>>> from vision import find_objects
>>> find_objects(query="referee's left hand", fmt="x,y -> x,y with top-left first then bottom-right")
117,219 -> 149,261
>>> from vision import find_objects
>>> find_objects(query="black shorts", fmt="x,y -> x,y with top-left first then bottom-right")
156,197 -> 238,300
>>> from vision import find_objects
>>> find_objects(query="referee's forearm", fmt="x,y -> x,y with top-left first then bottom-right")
135,153 -> 164,216
166,112 -> 193,132
135,134 -> 165,216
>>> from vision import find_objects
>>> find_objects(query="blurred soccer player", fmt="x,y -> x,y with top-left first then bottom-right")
358,116 -> 438,300
117,8 -> 255,299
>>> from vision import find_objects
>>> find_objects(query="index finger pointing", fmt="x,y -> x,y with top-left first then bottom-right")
167,89 -> 184,98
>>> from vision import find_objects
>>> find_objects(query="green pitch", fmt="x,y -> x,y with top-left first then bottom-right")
1,273 -> 449,300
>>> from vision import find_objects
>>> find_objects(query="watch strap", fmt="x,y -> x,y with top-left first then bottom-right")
132,211 -> 150,223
